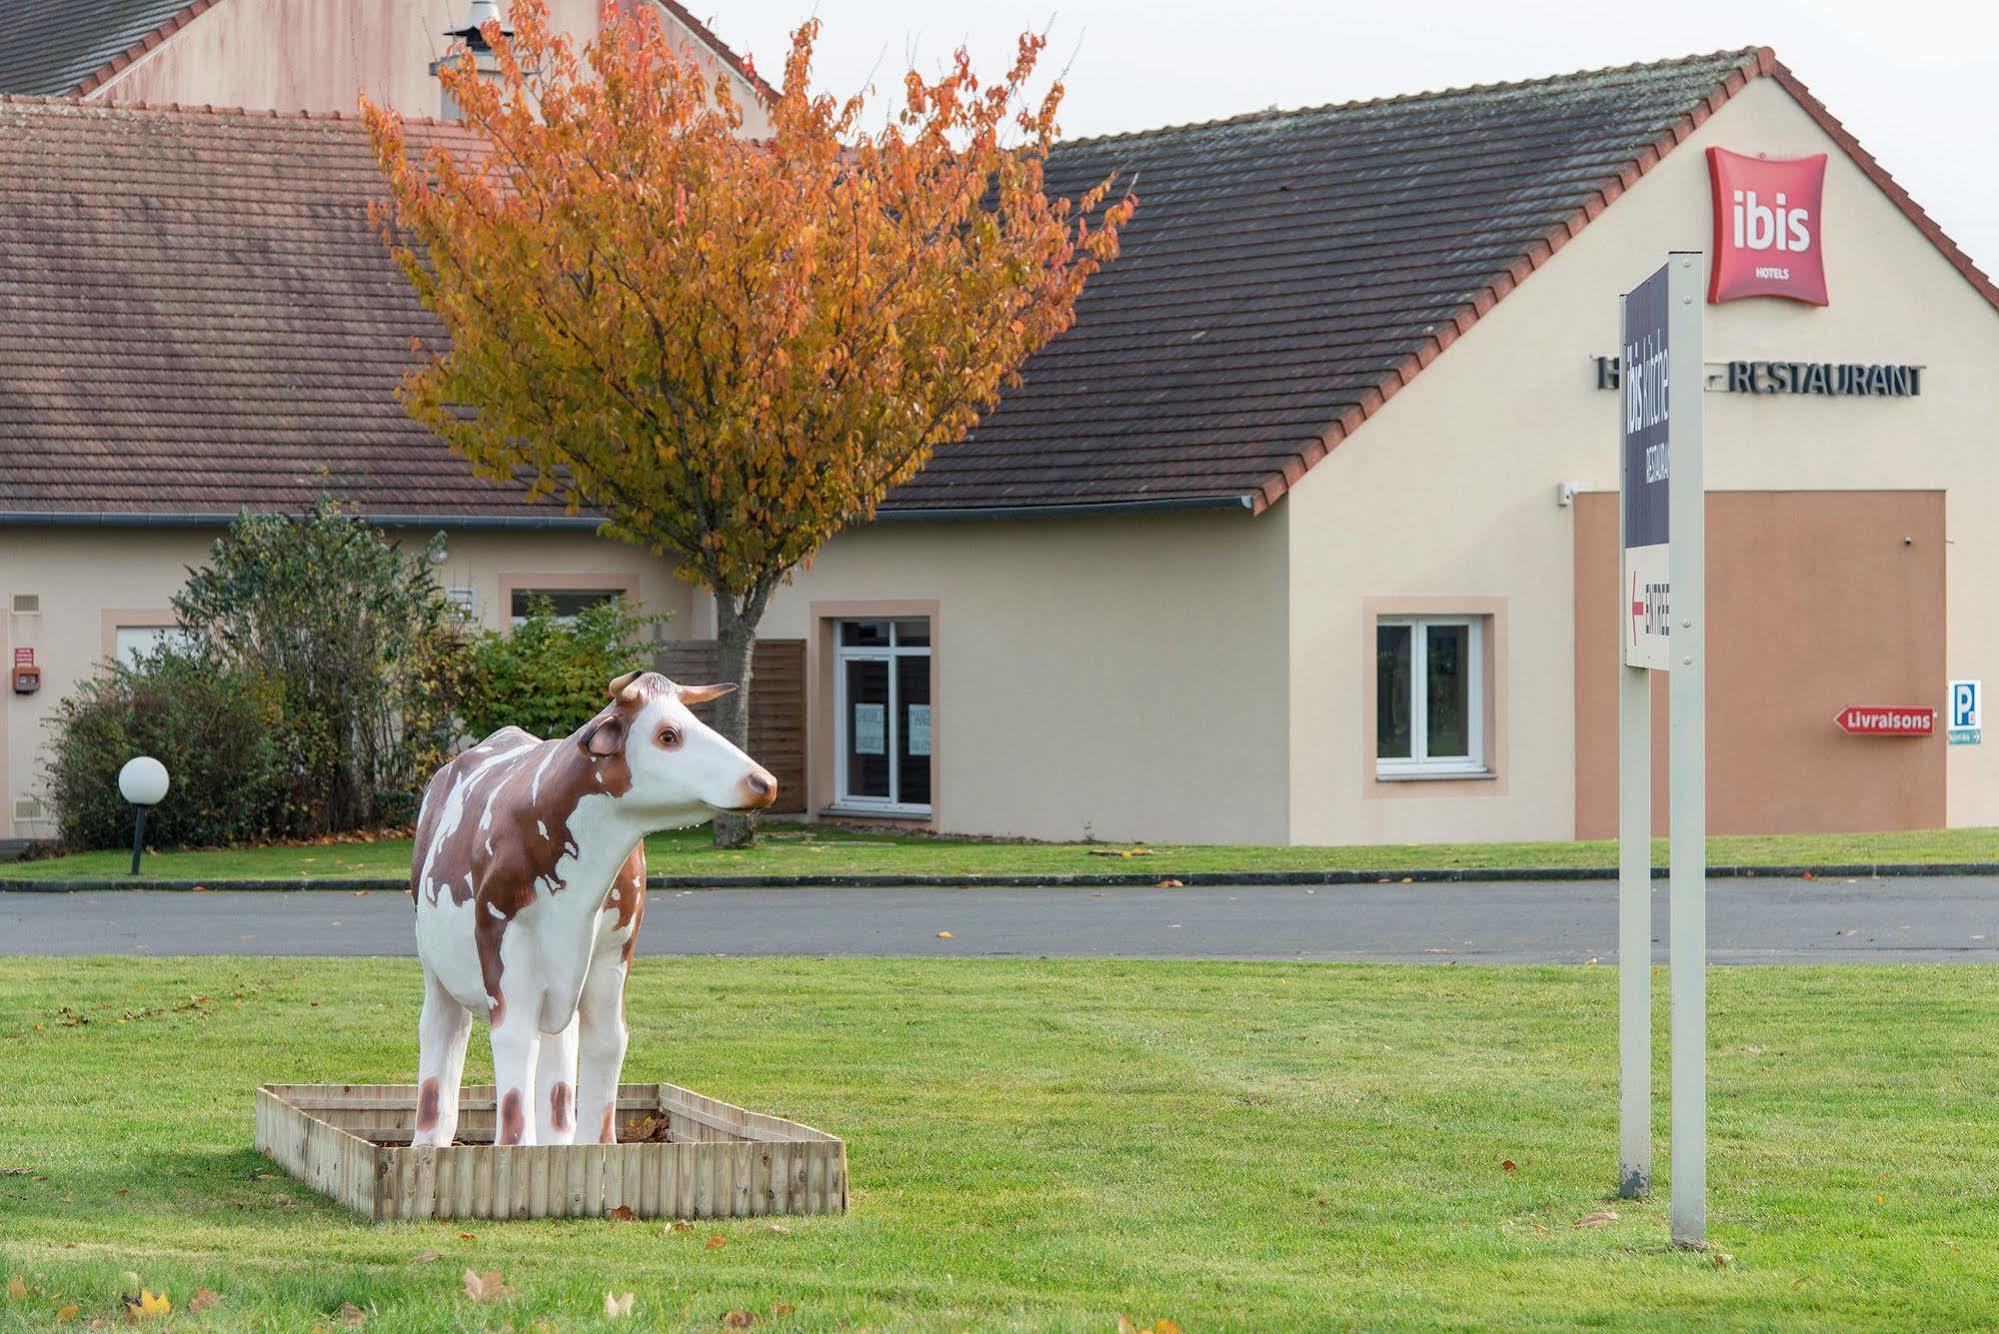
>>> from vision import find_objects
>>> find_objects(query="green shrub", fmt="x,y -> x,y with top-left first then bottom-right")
169,502 -> 473,834
459,596 -> 661,741
42,647 -> 289,851
42,502 -> 474,850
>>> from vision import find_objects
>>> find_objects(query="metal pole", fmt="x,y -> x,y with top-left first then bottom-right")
1618,659 -> 1651,1196
1666,250 -> 1707,1247
130,805 -> 148,876
1616,302 -> 1652,1196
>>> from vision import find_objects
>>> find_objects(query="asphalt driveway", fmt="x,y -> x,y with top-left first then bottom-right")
4,876 -> 1998,963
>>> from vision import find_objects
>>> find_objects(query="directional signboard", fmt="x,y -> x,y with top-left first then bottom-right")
1622,265 -> 1673,671
1617,253 -> 1707,1249
1834,706 -> 1934,737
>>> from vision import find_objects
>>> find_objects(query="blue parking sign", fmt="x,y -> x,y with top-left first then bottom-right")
1949,680 -> 1981,744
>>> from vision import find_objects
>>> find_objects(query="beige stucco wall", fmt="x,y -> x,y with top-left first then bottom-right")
1283,74 -> 1999,844
0,525 -> 683,841
89,0 -> 772,134
757,508 -> 1292,845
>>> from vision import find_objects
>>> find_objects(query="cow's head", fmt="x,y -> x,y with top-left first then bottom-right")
578,670 -> 777,822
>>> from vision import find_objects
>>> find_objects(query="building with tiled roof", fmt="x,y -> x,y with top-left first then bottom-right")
0,0 -> 771,124
3,46 -> 1996,850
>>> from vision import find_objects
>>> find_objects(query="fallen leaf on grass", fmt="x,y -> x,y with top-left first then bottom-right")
340,1301 -> 366,1326
1501,1160 -> 1517,1173
188,1290 -> 220,1312
771,1302 -> 795,1315
120,1289 -> 170,1319
722,1312 -> 755,1329
666,1221 -> 693,1234
409,1251 -> 441,1265
604,1291 -> 634,1320
1117,1319 -> 1183,1334
706,1233 -> 727,1251
609,1205 -> 635,1222
1573,1210 -> 1619,1229
461,1269 -> 509,1303
5,1275 -> 24,1300
1713,1252 -> 1734,1268
54,1303 -> 78,1322
456,1232 -> 475,1242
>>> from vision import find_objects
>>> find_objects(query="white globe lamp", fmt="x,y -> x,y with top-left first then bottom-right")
118,756 -> 170,875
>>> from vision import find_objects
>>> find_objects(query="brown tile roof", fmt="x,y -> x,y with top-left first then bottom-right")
1,49 -> 1989,526
881,46 -> 1997,517
0,97 -> 591,526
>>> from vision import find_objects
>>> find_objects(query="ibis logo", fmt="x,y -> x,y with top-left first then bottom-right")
1706,147 -> 1829,306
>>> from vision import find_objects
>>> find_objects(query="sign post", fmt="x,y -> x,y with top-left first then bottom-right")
1664,251 -> 1707,1248
1617,252 -> 1706,1246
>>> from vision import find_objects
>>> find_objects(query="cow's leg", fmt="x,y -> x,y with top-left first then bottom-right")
535,1017 -> 581,1146
574,952 -> 631,1145
487,989 -> 542,1147
412,966 -> 472,1148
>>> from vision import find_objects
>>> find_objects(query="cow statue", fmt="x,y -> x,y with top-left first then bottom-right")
408,669 -> 776,1148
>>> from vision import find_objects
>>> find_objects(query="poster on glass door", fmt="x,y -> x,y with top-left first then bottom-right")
853,703 -> 886,755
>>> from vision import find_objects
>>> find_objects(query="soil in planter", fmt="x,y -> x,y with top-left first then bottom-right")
620,1112 -> 674,1143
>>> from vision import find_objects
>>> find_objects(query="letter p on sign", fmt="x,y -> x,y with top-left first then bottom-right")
1952,681 -> 1982,730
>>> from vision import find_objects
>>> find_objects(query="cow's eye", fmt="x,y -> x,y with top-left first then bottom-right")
657,726 -> 682,750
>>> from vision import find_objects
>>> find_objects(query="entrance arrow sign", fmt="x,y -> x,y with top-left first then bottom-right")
1834,706 -> 1934,737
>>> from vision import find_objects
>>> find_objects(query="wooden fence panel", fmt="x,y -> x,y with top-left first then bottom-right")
650,639 -> 806,814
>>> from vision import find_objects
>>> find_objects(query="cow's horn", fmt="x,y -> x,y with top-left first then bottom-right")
606,669 -> 645,701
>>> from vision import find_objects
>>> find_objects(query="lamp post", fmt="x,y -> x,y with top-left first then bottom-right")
117,757 -> 170,876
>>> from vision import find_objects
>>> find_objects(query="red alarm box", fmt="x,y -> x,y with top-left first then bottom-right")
12,647 -> 39,694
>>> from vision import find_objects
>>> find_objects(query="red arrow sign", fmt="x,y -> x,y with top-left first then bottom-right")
1834,706 -> 1934,737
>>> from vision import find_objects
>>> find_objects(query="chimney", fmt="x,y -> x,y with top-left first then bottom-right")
430,0 -> 512,121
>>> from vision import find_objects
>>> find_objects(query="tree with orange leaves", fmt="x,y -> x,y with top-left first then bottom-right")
364,0 -> 1132,845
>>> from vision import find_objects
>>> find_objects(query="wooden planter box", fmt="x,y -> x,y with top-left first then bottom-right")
256,1082 -> 847,1222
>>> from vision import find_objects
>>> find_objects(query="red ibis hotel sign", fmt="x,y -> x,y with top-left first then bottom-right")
1834,706 -> 1935,737
1707,148 -> 1829,306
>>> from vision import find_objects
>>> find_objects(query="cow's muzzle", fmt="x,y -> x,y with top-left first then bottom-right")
732,768 -> 778,811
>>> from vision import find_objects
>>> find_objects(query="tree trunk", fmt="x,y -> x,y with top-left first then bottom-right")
710,592 -> 759,850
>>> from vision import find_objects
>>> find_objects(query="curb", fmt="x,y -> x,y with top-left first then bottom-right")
3,862 -> 1998,893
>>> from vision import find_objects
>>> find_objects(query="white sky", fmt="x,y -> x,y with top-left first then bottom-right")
699,0 -> 1999,273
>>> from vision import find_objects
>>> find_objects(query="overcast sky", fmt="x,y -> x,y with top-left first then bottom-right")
700,0 -> 1999,274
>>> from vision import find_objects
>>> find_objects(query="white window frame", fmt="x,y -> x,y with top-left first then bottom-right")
113,624 -> 197,665
508,587 -> 624,628
1375,615 -> 1486,780
832,619 -> 933,816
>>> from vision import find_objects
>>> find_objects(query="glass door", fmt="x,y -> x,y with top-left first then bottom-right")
834,618 -> 933,814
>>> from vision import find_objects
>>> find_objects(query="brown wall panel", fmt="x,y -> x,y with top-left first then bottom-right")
1575,491 -> 1945,839
651,639 -> 806,815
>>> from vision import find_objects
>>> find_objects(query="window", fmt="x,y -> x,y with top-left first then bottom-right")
444,585 -> 477,622
510,587 -> 622,626
114,625 -> 196,665
833,618 -> 932,814
1376,617 -> 1485,778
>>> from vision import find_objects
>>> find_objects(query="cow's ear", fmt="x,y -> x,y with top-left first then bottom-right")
605,669 -> 645,701
580,716 -> 626,757
677,682 -> 738,706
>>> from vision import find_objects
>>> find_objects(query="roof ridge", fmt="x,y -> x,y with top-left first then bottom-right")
70,0 -> 225,98
1056,47 -> 1764,150
1,92 -> 491,134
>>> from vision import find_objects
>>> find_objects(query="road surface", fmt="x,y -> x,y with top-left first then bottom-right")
4,876 -> 1998,963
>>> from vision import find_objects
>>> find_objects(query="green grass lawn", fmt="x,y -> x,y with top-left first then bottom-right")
10,823 -> 1999,885
4,958 -> 1999,1328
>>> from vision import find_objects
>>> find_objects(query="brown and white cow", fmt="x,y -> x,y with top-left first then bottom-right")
408,670 -> 775,1148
